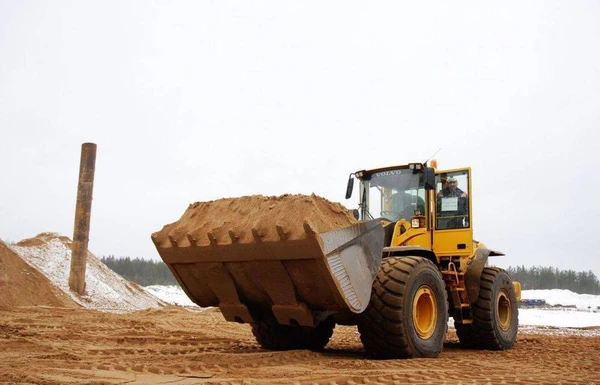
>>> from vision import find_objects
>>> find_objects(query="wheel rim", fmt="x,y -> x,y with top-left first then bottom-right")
497,289 -> 511,331
413,285 -> 437,339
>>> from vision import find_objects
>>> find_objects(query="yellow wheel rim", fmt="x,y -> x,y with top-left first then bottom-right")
497,289 -> 511,331
413,286 -> 437,339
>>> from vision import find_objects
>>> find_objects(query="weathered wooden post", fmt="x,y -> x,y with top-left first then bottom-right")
69,143 -> 97,295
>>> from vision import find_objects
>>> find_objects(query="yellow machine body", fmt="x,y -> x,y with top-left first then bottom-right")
153,160 -> 519,358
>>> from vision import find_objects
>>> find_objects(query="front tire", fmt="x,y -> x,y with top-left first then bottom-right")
456,267 -> 518,350
358,256 -> 448,359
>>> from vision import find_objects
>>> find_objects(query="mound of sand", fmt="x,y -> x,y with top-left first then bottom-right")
9,233 -> 166,312
153,193 -> 358,247
0,239 -> 76,308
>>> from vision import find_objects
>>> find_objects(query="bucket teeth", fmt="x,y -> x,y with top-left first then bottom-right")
168,235 -> 178,247
228,230 -> 239,243
303,220 -> 316,236
186,233 -> 197,246
151,234 -> 159,247
275,224 -> 288,240
251,227 -> 264,240
207,231 -> 218,245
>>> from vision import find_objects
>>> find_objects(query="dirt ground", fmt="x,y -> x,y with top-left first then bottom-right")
1,305 -> 599,385
2,195 -> 599,384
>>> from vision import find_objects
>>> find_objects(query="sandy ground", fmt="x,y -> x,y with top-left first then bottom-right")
3,197 -> 599,384
1,306 -> 599,385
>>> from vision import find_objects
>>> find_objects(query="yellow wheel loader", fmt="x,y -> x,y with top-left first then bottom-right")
152,161 -> 520,359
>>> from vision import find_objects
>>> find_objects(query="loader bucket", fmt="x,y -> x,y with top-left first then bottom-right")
152,194 -> 384,327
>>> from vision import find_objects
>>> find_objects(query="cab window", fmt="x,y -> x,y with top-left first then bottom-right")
435,171 -> 470,229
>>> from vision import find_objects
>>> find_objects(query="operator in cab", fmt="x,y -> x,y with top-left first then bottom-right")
436,176 -> 468,229
437,176 -> 467,199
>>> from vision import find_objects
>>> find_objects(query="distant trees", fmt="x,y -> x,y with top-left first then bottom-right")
506,265 -> 600,295
100,256 -> 177,286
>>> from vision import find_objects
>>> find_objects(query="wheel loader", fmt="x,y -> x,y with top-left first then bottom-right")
152,160 -> 520,359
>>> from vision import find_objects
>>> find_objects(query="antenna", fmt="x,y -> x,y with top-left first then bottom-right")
424,148 -> 441,165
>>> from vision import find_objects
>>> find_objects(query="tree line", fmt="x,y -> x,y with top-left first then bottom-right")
505,265 -> 600,295
100,256 -> 178,286
100,256 -> 600,295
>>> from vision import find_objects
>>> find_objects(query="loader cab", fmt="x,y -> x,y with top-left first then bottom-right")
346,163 -> 474,259
349,164 -> 432,223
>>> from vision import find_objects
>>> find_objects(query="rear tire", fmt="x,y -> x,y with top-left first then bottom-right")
251,312 -> 335,351
456,267 -> 518,350
358,256 -> 448,359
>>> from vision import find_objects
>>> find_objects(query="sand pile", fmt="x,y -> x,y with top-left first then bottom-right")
152,193 -> 358,247
0,239 -> 76,308
9,233 -> 166,312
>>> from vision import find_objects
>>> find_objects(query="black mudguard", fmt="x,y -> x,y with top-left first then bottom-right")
465,248 -> 490,304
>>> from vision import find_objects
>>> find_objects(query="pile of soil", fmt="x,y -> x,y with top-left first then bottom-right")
153,193 -> 358,247
9,233 -> 166,312
0,239 -> 76,308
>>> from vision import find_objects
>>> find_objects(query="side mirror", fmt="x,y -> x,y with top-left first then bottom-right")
352,209 -> 359,219
345,174 -> 354,199
424,167 -> 435,190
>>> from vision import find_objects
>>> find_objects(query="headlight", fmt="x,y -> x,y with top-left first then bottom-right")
411,218 -> 420,228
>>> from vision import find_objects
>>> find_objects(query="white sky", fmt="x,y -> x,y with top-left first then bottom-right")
1,1 -> 599,277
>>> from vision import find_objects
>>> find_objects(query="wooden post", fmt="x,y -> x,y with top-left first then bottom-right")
69,143 -> 97,295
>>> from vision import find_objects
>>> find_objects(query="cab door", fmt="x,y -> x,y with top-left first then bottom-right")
432,168 -> 473,257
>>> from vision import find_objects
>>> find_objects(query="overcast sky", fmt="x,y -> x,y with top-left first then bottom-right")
1,1 -> 599,278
